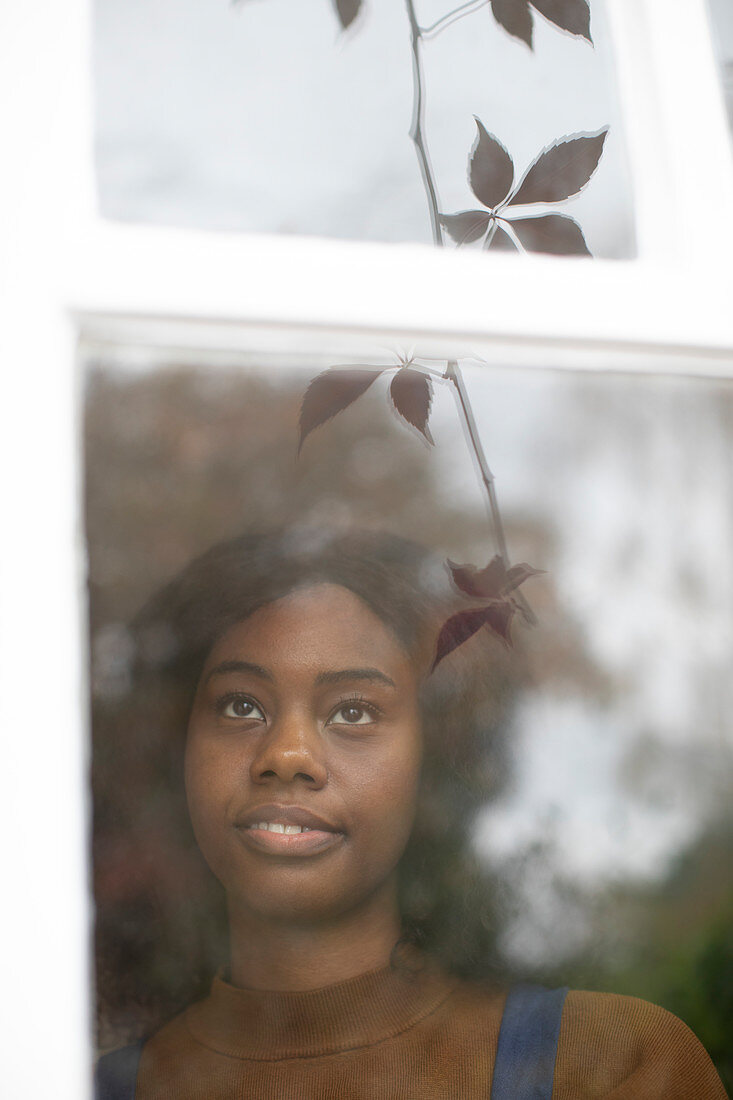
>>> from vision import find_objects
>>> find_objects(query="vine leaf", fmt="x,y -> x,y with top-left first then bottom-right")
490,0 -> 533,48
511,213 -> 589,255
450,556 -> 506,597
483,600 -> 517,642
333,0 -> 363,29
431,557 -> 545,667
531,0 -> 592,42
440,211 -> 492,246
449,556 -> 544,598
486,223 -> 517,251
389,368 -> 434,443
509,130 -> 608,206
469,120 -> 515,210
299,368 -> 381,452
432,607 -> 501,670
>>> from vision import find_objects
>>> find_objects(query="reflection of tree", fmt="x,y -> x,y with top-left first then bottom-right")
474,372 -> 733,1090
553,818 -> 733,1094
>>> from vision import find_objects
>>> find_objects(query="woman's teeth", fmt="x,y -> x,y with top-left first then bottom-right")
255,822 -> 312,834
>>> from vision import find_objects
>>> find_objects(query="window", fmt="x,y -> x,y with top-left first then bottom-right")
2,0 -> 733,1093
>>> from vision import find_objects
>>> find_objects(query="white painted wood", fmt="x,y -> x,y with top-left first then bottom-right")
0,0 -> 93,1097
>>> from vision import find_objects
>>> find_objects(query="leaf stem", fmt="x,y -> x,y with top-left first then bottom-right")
422,0 -> 488,38
445,360 -> 536,622
445,361 -> 508,562
404,0 -> 443,247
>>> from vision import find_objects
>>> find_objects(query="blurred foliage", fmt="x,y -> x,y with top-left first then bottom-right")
536,817 -> 733,1093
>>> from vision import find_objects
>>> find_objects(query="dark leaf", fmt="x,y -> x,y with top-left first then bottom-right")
299,367 -> 381,451
503,562 -> 547,593
509,129 -> 608,206
449,557 -> 544,612
432,607 -> 498,670
491,0 -> 533,47
469,119 -> 515,210
440,210 -> 491,246
449,556 -> 506,599
531,0 -> 591,41
484,599 -> 517,644
333,0 -> 363,29
509,213 -> 590,255
486,221 -> 518,251
389,368 -> 433,443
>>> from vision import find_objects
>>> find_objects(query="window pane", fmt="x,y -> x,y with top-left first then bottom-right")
86,343 -> 732,1092
707,0 -> 733,135
95,0 -> 636,257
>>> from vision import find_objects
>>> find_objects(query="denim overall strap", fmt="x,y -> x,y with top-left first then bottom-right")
490,985 -> 568,1100
94,1039 -> 144,1100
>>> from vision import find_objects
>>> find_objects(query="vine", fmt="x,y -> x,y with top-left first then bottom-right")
267,0 -> 607,664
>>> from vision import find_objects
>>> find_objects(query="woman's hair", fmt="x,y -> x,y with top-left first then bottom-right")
93,527 -> 518,1045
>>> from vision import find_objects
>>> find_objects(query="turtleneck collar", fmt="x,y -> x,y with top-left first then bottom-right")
184,952 -> 457,1060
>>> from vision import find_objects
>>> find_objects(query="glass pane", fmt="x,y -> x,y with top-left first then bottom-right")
707,0 -> 733,134
95,0 -> 636,257
86,343 -> 731,1094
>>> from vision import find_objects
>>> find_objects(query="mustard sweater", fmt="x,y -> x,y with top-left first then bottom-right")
134,960 -> 728,1098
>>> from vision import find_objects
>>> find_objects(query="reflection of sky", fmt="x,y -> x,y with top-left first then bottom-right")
95,0 -> 635,256
417,365 -> 733,957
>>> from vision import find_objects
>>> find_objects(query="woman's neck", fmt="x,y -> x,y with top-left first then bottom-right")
227,888 -> 402,992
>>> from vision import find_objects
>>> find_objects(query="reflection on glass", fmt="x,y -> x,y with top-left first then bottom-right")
707,0 -> 733,134
94,0 -> 635,256
87,349 -> 732,1094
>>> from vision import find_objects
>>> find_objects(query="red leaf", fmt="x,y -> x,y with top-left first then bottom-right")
509,129 -> 608,206
484,600 -> 517,644
440,210 -> 491,246
469,120 -> 515,210
389,368 -> 433,444
450,557 -> 545,601
531,0 -> 591,42
333,0 -> 363,29
432,607 -> 497,670
503,563 -> 546,593
491,0 -> 533,47
509,213 -> 590,256
299,367 -> 381,451
449,556 -> 506,599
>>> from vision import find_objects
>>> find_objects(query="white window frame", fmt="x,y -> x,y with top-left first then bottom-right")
1,0 -> 732,1095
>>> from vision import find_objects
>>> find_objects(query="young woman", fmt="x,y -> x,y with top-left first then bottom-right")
94,529 -> 728,1098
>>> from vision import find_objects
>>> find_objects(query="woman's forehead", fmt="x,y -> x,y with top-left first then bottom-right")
202,582 -> 416,676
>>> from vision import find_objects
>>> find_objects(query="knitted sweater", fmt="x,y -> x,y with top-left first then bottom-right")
133,960 -> 728,1099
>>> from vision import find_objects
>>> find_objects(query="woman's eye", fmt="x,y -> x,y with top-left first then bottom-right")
330,703 -> 375,725
221,696 -> 265,721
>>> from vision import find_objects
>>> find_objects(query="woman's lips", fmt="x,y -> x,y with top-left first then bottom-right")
233,803 -> 344,857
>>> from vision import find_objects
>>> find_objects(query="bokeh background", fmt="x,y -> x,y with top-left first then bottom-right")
85,350 -> 733,1086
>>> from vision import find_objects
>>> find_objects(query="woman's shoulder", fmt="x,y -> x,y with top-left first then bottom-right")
556,989 -> 728,1099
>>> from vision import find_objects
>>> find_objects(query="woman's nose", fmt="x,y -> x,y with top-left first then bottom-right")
249,711 -> 328,788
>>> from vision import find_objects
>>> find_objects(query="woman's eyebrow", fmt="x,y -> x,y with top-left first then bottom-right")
315,668 -> 396,688
204,660 -> 273,683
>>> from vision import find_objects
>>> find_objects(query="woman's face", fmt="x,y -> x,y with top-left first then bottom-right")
185,583 -> 423,925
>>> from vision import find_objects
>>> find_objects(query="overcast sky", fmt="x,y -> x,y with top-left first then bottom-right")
95,0 -> 636,256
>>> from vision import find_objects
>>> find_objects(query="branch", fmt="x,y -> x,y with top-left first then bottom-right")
404,0 -> 443,247
422,0 -> 488,38
402,2 -> 535,625
445,360 -> 536,624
